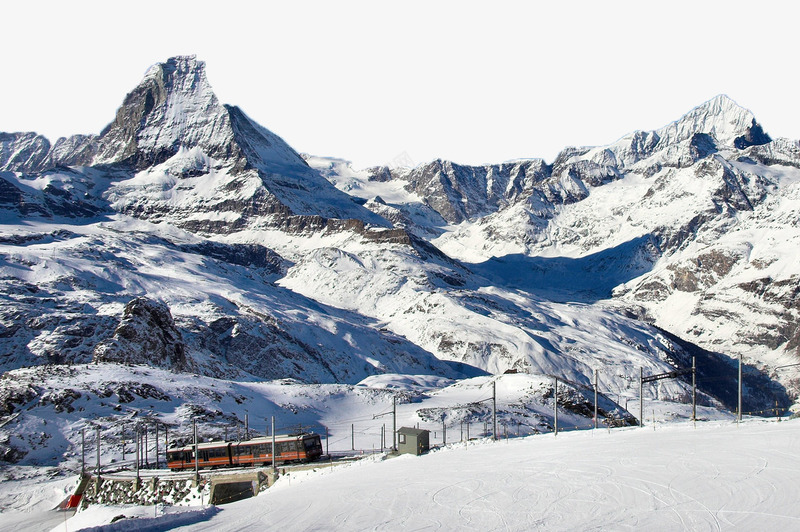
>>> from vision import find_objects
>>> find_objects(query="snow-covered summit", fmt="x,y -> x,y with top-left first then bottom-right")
0,56 -> 387,228
93,55 -> 313,176
655,94 -> 770,150
93,55 -> 240,168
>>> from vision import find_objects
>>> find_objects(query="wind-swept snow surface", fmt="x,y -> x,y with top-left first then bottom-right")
50,419 -> 800,531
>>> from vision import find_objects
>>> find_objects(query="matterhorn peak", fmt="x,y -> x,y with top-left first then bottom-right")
91,55 -> 236,168
656,94 -> 771,150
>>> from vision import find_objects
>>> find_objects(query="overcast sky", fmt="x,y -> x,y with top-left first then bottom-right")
2,1 -> 798,169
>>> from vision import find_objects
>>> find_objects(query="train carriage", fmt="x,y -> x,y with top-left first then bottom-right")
166,432 -> 324,471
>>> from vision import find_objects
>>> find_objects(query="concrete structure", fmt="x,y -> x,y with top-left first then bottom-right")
397,427 -> 429,456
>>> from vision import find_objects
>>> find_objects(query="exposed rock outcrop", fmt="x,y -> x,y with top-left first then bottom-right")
94,297 -> 186,370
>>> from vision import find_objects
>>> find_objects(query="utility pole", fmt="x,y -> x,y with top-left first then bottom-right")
135,425 -> 140,481
594,370 -> 599,430
325,426 -> 329,456
738,354 -> 743,424
692,357 -> 697,426
121,423 -> 126,462
245,414 -> 249,440
155,424 -> 159,469
271,416 -> 276,470
96,426 -> 101,475
81,428 -> 85,476
639,368 -> 644,428
193,419 -> 199,482
144,425 -> 148,468
351,424 -> 355,451
553,377 -> 559,437
393,395 -> 397,451
442,417 -> 447,446
492,380 -> 497,441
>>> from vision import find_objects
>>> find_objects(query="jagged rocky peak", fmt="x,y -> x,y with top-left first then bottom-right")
93,55 -> 240,168
384,158 -> 550,224
0,56 -> 310,176
94,55 -> 311,174
93,297 -> 187,370
656,94 -> 771,150
0,132 -> 51,173
551,95 -> 773,175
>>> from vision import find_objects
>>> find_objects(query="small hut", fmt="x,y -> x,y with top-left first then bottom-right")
397,427 -> 429,456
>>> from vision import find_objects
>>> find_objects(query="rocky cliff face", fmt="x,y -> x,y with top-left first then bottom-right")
93,297 -> 187,370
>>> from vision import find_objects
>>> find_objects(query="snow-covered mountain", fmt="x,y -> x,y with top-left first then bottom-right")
318,95 -> 800,380
0,56 -> 796,475
0,56 -> 387,231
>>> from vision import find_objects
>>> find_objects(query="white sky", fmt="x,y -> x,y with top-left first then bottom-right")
2,1 -> 798,169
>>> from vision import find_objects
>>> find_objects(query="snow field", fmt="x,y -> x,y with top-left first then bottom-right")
46,418 -> 800,531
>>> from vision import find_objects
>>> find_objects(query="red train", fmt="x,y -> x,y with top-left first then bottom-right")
166,433 -> 324,470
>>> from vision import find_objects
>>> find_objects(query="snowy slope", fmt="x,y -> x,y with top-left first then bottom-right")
0,218 -> 461,383
169,419 -> 800,531
10,418 -> 799,531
